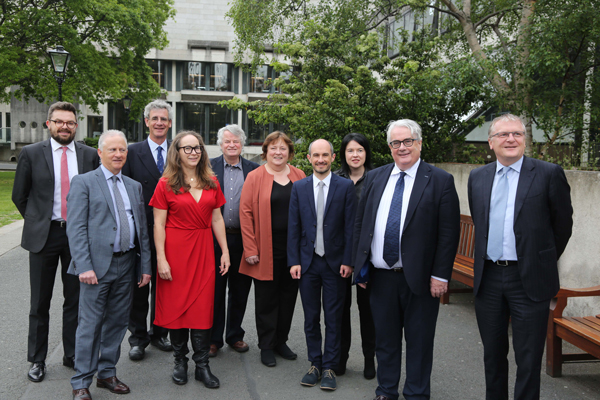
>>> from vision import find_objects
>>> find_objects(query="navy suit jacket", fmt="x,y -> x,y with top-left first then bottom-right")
353,161 -> 460,295
288,173 -> 356,275
467,156 -> 573,302
121,139 -> 171,245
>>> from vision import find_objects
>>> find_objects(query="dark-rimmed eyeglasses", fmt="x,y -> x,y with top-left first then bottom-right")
491,131 -> 524,139
50,119 -> 77,129
179,146 -> 202,154
389,139 -> 417,148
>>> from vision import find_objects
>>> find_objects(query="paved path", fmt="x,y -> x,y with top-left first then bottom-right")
0,220 -> 598,399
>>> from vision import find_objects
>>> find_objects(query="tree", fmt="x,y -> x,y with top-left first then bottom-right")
224,0 -> 487,169
0,0 -> 175,117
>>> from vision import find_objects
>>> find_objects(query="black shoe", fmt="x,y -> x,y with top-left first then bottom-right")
27,362 -> 46,382
172,359 -> 188,385
63,356 -> 75,370
300,365 -> 320,387
195,365 -> 220,388
364,357 -> 376,380
274,343 -> 297,360
320,369 -> 337,391
151,336 -> 173,352
261,349 -> 276,367
128,345 -> 145,361
335,362 -> 346,376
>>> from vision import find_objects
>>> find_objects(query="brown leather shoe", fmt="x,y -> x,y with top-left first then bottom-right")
230,340 -> 249,353
73,388 -> 92,400
96,376 -> 130,394
209,344 -> 218,358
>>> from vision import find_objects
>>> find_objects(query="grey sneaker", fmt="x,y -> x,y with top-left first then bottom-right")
320,369 -> 337,391
301,365 -> 321,387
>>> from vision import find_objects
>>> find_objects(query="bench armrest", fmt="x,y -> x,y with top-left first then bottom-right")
550,285 -> 600,319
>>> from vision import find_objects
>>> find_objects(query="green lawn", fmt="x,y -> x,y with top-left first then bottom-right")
0,171 -> 21,228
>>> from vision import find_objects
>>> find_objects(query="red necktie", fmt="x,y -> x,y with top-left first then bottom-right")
61,147 -> 69,221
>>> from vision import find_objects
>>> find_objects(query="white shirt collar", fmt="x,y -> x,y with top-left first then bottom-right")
391,158 -> 421,178
313,171 -> 333,188
50,137 -> 76,152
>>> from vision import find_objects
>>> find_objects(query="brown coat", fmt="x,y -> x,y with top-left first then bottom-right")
239,164 -> 306,281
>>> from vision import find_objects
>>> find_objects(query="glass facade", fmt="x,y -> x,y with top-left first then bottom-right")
107,101 -> 149,142
176,62 -> 233,92
147,59 -> 173,90
243,109 -> 287,146
176,102 -> 237,145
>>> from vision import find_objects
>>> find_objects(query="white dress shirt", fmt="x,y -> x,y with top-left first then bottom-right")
489,157 -> 523,261
147,137 -> 168,165
50,138 -> 78,221
100,165 -> 136,252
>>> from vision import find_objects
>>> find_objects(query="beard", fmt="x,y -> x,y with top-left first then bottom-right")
50,129 -> 75,145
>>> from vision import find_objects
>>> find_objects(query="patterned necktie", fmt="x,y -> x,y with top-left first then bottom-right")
315,181 -> 325,257
111,176 -> 130,252
156,146 -> 164,174
487,167 -> 509,262
383,172 -> 406,268
61,147 -> 69,221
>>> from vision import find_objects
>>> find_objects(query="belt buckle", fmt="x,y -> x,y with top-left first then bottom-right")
496,260 -> 509,266
58,221 -> 66,228
391,268 -> 403,273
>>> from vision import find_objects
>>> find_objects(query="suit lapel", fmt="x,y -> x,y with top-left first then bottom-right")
42,140 -> 55,182
305,177 -> 317,219
74,142 -> 85,174
324,174 -> 338,217
370,164 -> 394,222
138,140 -> 162,180
481,163 -> 496,229
241,157 -> 252,180
96,169 -> 117,222
514,157 -> 535,222
403,162 -> 431,230
213,155 -> 225,187
123,178 -> 141,239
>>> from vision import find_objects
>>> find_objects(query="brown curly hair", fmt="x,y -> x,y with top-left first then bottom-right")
163,131 -> 216,193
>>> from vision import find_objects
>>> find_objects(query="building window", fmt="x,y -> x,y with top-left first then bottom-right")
250,65 -> 275,93
147,59 -> 173,90
176,102 -> 236,145
107,102 -> 149,142
176,62 -> 233,92
242,109 -> 287,146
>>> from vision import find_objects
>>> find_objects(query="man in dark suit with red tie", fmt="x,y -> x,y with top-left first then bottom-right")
122,99 -> 173,360
353,119 -> 460,400
12,102 -> 99,382
468,114 -> 573,400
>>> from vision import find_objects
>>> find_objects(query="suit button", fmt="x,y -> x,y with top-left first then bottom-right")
47,217 -> 51,221
144,180 -> 148,184
113,227 -> 117,231
364,251 -> 367,254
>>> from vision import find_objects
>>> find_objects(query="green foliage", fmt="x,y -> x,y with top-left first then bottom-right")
83,137 -> 99,149
224,3 -> 487,170
0,172 -> 21,228
0,0 -> 176,117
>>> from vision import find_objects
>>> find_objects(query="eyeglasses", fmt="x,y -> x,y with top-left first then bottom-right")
491,131 -> 524,139
179,146 -> 202,154
149,116 -> 170,123
50,119 -> 77,129
389,139 -> 417,148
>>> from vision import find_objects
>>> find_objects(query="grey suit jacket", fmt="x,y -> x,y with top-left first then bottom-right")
12,139 -> 99,253
66,167 -> 151,280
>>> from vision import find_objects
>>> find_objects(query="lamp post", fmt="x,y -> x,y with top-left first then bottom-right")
123,97 -> 132,140
48,45 -> 71,102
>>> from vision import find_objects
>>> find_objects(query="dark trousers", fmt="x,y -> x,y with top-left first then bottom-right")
475,263 -> 551,400
28,223 -> 79,363
71,251 -> 135,390
211,233 -> 253,348
253,254 -> 298,350
370,267 -> 440,400
298,254 -> 346,370
128,245 -> 168,347
339,276 -> 376,366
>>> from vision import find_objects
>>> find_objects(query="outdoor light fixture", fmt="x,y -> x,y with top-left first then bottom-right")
123,96 -> 132,111
48,45 -> 71,101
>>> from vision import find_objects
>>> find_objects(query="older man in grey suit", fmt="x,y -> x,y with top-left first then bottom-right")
66,130 -> 151,400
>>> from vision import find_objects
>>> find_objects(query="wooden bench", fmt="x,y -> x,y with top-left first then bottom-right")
546,286 -> 600,377
441,214 -> 475,305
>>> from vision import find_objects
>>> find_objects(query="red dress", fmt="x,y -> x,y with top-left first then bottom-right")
150,177 -> 226,329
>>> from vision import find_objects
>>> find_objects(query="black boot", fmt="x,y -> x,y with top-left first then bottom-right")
191,329 -> 220,388
170,329 -> 189,385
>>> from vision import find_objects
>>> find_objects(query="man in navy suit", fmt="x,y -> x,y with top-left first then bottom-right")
354,120 -> 460,400
288,139 -> 355,391
468,114 -> 573,400
122,99 -> 172,360
209,124 -> 259,357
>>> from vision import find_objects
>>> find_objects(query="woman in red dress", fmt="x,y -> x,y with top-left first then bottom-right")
150,131 -> 230,388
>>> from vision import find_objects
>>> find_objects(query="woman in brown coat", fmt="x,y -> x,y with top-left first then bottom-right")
239,131 -> 306,367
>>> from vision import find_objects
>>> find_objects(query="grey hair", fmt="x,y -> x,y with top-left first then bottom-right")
98,130 -> 128,151
144,100 -> 173,120
308,139 -> 334,155
217,124 -> 246,147
386,119 -> 423,142
488,113 -> 526,138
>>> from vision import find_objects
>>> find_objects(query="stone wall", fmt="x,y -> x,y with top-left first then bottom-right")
438,163 -> 600,317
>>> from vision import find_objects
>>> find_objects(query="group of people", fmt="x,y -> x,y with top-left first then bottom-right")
13,98 -> 573,400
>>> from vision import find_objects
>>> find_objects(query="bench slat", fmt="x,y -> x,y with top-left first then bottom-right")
555,318 -> 600,347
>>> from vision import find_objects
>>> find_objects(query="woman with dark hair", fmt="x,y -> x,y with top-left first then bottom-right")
150,131 -> 230,388
238,131 -> 306,367
334,132 -> 376,379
